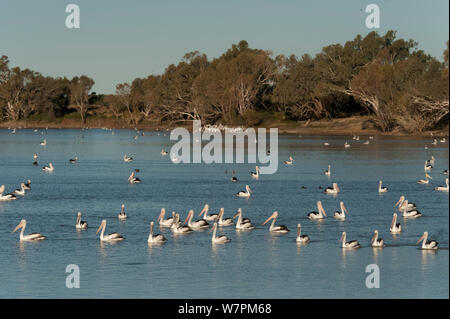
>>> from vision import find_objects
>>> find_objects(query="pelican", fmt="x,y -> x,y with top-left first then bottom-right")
157,208 -> 174,227
231,170 -> 238,182
324,142 -> 330,146
369,136 -> 374,139
340,232 -> 360,248
344,142 -> 350,148
23,180 -> 31,190
416,232 -> 438,250
184,209 -> 209,229
325,165 -> 331,176
128,172 -> 141,184
324,183 -> 340,194
198,204 -> 218,222
42,163 -> 54,172
378,180 -> 388,193
217,208 -> 234,226
0,185 -> 17,201
211,222 -> 231,244
370,230 -> 384,247
333,201 -> 348,220
118,204 -> 127,220
251,166 -> 260,179
33,153 -> 38,160
417,173 -> 432,184
443,169 -> 449,175
76,212 -> 88,230
308,201 -> 327,220
123,154 -> 134,162
148,221 -> 167,243
284,156 -> 294,165
96,220 -> 124,242
233,208 -> 254,230
69,157 -> 78,164
395,196 -> 417,211
390,213 -> 401,234
236,185 -> 252,198
12,219 -> 46,241
363,140 -> 370,145
160,149 -> 168,156
434,178 -> 449,192
440,138 -> 446,143
401,201 -> 422,218
263,211 -> 289,233
40,139 -> 47,146
296,224 -> 310,244
431,139 -> 438,145
13,183 -> 27,196
424,161 -> 433,171
171,214 -> 192,234
426,156 -> 435,166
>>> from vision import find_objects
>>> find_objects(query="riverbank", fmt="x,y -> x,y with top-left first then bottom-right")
0,115 -> 448,137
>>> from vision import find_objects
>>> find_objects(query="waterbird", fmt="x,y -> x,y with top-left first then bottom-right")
390,213 -> 401,234
123,154 -> 134,162
250,166 -> 260,180
118,204 -> 127,220
325,165 -> 331,176
340,232 -> 360,248
217,208 -> 234,227
283,156 -> 294,165
69,157 -> 78,164
96,220 -> 124,242
13,183 -> 27,196
417,173 -> 432,184
263,211 -> 289,234
443,169 -> 449,175
333,201 -> 348,220
211,222 -> 231,244
128,172 -> 141,184
157,208 -> 174,227
434,178 -> 449,192
402,201 -> 422,219
42,163 -> 54,172
236,185 -> 252,198
40,139 -> 47,146
76,212 -> 88,230
148,221 -> 167,244
416,232 -> 438,250
231,170 -> 238,182
344,142 -> 350,148
161,149 -> 168,156
23,180 -> 31,190
198,204 -> 218,222
308,201 -> 327,220
296,224 -> 310,244
184,209 -> 209,229
378,180 -> 388,193
0,185 -> 17,201
324,183 -> 340,194
395,196 -> 417,211
12,219 -> 46,241
171,214 -> 192,234
233,208 -> 254,230
424,161 -> 433,171
370,230 -> 384,247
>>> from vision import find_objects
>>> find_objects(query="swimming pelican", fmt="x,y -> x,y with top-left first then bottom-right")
344,142 -> 350,148
402,201 -> 422,218
171,214 -> 193,234
69,157 -> 78,164
76,212 -> 88,230
211,222 -> 231,244
340,232 -> 360,248
440,138 -> 446,143
333,201 -> 348,220
217,208 -> 234,226
431,139 -> 438,145
363,140 -> 370,145
426,156 -> 435,166
324,183 -> 340,194
443,169 -> 449,175
325,165 -> 331,176
96,220 -> 124,242
158,208 -> 174,227
395,196 -> 417,211
148,221 -> 167,243
296,224 -> 310,244
263,211 -> 289,234
160,149 -> 168,156
324,142 -> 330,146
128,172 -> 141,184
284,156 -> 294,165
233,208 -> 254,230
123,154 -> 134,162
42,163 -> 54,172
12,219 -> 46,241
40,139 -> 47,146
184,210 -> 209,229
308,201 -> 327,220
390,213 -> 401,234
33,153 -> 38,160
231,170 -> 238,182
236,185 -> 252,198
378,180 -> 388,193
0,185 -> 17,201
370,230 -> 384,247
250,166 -> 260,179
434,178 -> 449,192
13,183 -> 27,196
424,161 -> 433,171
23,180 -> 31,190
417,173 -> 432,184
118,204 -> 127,220
416,232 -> 438,250
198,204 -> 218,222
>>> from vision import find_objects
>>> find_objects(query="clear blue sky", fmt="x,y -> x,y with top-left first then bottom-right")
1,0 -> 448,94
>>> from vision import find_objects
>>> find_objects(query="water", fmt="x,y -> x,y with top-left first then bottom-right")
0,128 -> 448,298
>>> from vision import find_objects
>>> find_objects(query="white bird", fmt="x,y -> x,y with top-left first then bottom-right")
233,208 -> 254,230
198,204 -> 218,222
96,220 -> 124,242
42,163 -> 54,172
296,224 -> 310,244
426,156 -> 435,166
123,154 -> 134,162
40,139 -> 47,146
69,157 -> 78,164
324,165 -> 331,176
417,173 -> 432,184
262,211 -> 289,234
378,180 -> 388,193
217,208 -> 234,226
76,212 -> 88,230
157,208 -> 175,227
160,149 -> 168,156
171,214 -> 193,234
250,166 -> 260,179
434,178 -> 449,192
211,222 -> 231,244
13,183 -> 27,196
416,231 -> 438,250
323,142 -> 330,146
324,183 -> 340,194
363,140 -> 370,145
236,185 -> 252,198
424,161 -> 433,172
284,156 -> 294,165
307,201 -> 327,220
370,230 -> 384,247
0,185 -> 17,201
395,196 -> 417,212
443,169 -> 449,175
128,172 -> 141,184
402,201 -> 422,219
390,213 -> 401,234
184,209 -> 209,229
344,142 -> 350,148
148,221 -> 167,244
118,204 -> 127,220
340,232 -> 360,248
12,219 -> 46,241
333,201 -> 348,220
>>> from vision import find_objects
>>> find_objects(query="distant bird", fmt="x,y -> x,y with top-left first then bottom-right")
378,180 -> 388,193
416,231 -> 438,250
325,165 -> 331,176
284,156 -> 294,165
76,212 -> 88,230
69,157 -> 78,164
13,183 -> 27,196
262,211 -> 289,234
296,224 -> 310,244
333,201 -> 348,220
231,170 -> 238,182
434,178 -> 449,192
128,172 -> 141,184
324,183 -> 340,195
340,232 -> 360,248
390,213 -> 401,234
40,139 -> 47,146
161,149 -> 168,156
236,185 -> 252,198
42,163 -> 54,172
250,166 -> 260,180
370,230 -> 384,247
443,169 -> 449,175
417,173 -> 432,184
148,221 -> 167,244
123,154 -> 134,162
344,142 -> 350,148
118,204 -> 128,220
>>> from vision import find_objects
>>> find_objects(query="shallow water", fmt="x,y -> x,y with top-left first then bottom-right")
0,128 -> 448,298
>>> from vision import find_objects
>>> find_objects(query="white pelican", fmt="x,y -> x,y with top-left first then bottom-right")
0,185 -> 17,201
440,138 -> 446,143
325,165 -> 331,176
434,178 -> 449,192
211,222 -> 231,244
13,183 -> 27,196
233,208 -> 254,230
443,169 -> 449,175
96,220 -> 124,242
344,141 -> 350,148
424,161 -> 433,171
33,153 -> 38,160
363,140 -> 370,145
118,204 -> 127,220
236,185 -> 252,198
390,213 -> 401,234
123,154 -> 134,162
69,157 -> 78,164
308,201 -> 327,220
284,156 -> 294,165
198,204 -> 218,222
157,208 -> 174,227
333,201 -> 348,220
128,172 -> 141,184
160,149 -> 168,156
378,180 -> 388,193
369,136 -> 374,139
184,209 -> 209,229
416,232 -> 438,250
431,139 -> 438,145
340,232 -> 360,248
12,219 -> 46,241
395,196 -> 417,211
251,166 -> 260,179
418,173 -> 432,184
324,183 -> 340,194
370,230 -> 384,247
401,201 -> 422,218
217,208 -> 234,226
42,163 -> 54,172
324,142 -> 330,146
263,211 -> 289,233
171,214 -> 192,234
296,224 -> 310,244
426,156 -> 435,166
23,180 -> 31,190
40,139 -> 47,146
148,221 -> 167,243
76,212 -> 88,230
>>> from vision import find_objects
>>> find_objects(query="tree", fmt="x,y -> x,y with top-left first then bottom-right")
69,76 -> 94,124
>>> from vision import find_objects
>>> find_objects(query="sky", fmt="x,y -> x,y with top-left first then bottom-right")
0,0 -> 448,94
